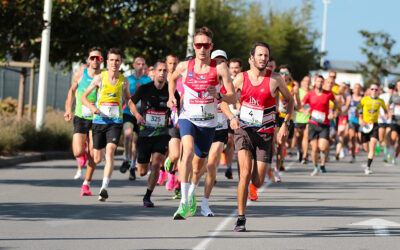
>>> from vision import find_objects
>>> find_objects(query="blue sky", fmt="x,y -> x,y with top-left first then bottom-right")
253,0 -> 400,63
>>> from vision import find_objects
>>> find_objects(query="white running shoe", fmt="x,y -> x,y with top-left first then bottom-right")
273,169 -> 282,183
311,168 -> 319,176
339,149 -> 345,159
201,202 -> 214,217
350,157 -> 355,163
392,157 -> 398,165
364,168 -> 373,175
74,170 -> 82,180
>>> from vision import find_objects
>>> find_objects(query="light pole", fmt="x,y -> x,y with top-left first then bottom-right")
186,0 -> 196,57
320,0 -> 330,68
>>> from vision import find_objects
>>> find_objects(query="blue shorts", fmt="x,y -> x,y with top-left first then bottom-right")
179,119 -> 215,158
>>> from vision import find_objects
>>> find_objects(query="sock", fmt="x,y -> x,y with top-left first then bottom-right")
367,158 -> 373,168
130,159 -> 136,169
188,183 -> 198,197
238,215 -> 246,220
83,179 -> 90,186
76,169 -> 82,174
227,165 -> 232,170
144,189 -> 153,199
124,154 -> 130,161
314,165 -> 318,169
180,182 -> 190,203
320,165 -> 325,169
202,198 -> 209,206
101,177 -> 110,190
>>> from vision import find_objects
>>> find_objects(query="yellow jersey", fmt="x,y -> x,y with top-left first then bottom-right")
279,81 -> 294,119
357,96 -> 387,123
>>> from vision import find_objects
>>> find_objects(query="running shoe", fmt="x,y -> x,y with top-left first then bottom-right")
234,217 -> 246,232
143,196 -> 154,207
98,188 -> 108,201
311,167 -> 319,176
201,202 -> 214,217
301,158 -> 308,165
248,183 -> 258,201
375,145 -> 381,155
339,149 -> 345,159
173,188 -> 181,199
297,151 -> 303,163
350,157 -> 356,163
355,147 -> 360,153
364,168 -> 373,175
188,194 -> 197,216
267,168 -> 275,181
393,157 -> 398,165
74,170 -> 82,180
220,152 -> 227,166
320,166 -> 327,173
157,170 -> 167,185
273,169 -> 282,183
164,157 -> 174,173
77,151 -> 88,167
80,184 -> 92,196
173,202 -> 189,220
166,173 -> 176,191
225,168 -> 233,179
120,160 -> 130,173
335,153 -> 339,161
129,166 -> 136,181
279,165 -> 285,172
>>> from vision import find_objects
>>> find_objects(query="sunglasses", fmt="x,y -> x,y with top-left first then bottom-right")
370,88 -> 378,91
194,43 -> 212,49
280,71 -> 290,75
89,55 -> 102,61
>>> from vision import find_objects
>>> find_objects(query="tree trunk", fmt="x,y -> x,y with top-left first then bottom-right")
17,68 -> 27,120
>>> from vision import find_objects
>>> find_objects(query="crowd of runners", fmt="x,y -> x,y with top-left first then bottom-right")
64,26 -> 400,232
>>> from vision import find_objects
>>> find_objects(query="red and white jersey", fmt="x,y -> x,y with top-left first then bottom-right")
239,70 -> 276,133
302,89 -> 335,125
179,59 -> 221,128
216,85 -> 228,131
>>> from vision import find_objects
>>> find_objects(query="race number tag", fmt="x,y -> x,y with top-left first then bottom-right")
189,98 -> 215,121
311,110 -> 326,124
100,102 -> 120,118
394,105 -> 400,116
82,102 -> 94,118
145,110 -> 166,128
216,106 -> 225,129
240,101 -> 264,127
279,100 -> 287,113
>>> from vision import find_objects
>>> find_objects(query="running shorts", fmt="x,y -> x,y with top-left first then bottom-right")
348,122 -> 360,132
73,116 -> 92,134
361,123 -> 379,143
123,114 -> 139,135
308,123 -> 330,141
295,123 -> 307,129
179,119 -> 215,158
390,124 -> 400,135
168,127 -> 181,139
213,129 -> 228,144
378,123 -> 389,129
137,135 -> 170,164
234,127 -> 273,163
227,120 -> 234,134
92,123 -> 123,149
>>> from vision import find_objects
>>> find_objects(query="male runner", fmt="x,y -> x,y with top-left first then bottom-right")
128,61 -> 180,207
335,83 -> 349,160
120,57 -> 152,181
389,81 -> 400,164
64,47 -> 102,195
378,84 -> 394,161
301,75 -> 339,176
222,42 -> 294,232
167,27 -> 236,219
356,83 -> 388,174
81,48 -> 130,201
344,83 -> 362,163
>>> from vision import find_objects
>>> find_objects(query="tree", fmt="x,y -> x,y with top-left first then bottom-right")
358,30 -> 400,87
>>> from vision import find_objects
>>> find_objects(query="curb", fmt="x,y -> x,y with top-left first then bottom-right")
0,147 -> 124,168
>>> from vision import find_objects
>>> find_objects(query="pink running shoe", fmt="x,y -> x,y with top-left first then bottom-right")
77,151 -> 88,167
81,184 -> 92,196
166,173 -> 176,191
157,170 -> 167,185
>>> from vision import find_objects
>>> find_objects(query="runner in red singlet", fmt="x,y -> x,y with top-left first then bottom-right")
221,42 -> 294,232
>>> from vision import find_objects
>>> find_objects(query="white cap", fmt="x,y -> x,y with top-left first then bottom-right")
211,50 -> 228,60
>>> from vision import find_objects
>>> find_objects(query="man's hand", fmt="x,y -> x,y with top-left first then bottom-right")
64,111 -> 72,122
167,97 -> 177,109
277,124 -> 289,144
91,106 -> 100,115
207,85 -> 218,99
230,117 -> 240,130
136,115 -> 146,126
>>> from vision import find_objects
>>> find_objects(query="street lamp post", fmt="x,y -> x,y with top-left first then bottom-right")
186,0 -> 196,57
320,0 -> 330,68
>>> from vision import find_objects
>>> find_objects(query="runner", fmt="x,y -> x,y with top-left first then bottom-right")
120,57 -> 152,181
343,83 -> 363,163
167,27 -> 236,220
388,81 -> 400,164
356,83 -> 388,175
301,75 -> 340,176
64,47 -> 102,195
128,60 -> 180,207
221,42 -> 294,232
81,48 -> 130,201
378,84 -> 394,162
293,75 -> 311,164
335,82 -> 350,160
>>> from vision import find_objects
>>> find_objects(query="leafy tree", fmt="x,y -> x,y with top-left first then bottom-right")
358,30 -> 400,87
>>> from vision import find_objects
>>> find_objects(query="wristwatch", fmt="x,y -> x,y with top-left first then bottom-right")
216,93 -> 223,100
284,120 -> 290,126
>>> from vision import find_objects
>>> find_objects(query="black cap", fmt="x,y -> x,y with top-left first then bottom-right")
388,83 -> 395,89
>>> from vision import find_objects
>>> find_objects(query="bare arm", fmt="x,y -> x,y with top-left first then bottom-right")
333,97 -> 342,116
123,78 -> 130,107
220,73 -> 243,130
128,99 -> 145,126
64,68 -> 84,121
168,61 -> 187,108
81,75 -> 101,115
342,96 -> 351,114
216,62 -> 236,104
276,77 -> 294,123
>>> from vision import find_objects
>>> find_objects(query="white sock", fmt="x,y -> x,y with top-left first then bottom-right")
188,183 -> 198,197
101,177 -> 110,190
202,198 -> 209,206
76,169 -> 82,174
83,180 -> 90,186
180,182 -> 190,203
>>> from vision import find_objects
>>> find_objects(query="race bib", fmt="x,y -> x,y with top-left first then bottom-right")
279,100 -> 287,113
82,102 -> 94,118
189,98 -> 215,121
394,105 -> 400,116
311,110 -> 326,124
145,110 -> 166,128
349,106 -> 357,117
216,107 -> 225,129
100,102 -> 120,118
240,101 -> 264,127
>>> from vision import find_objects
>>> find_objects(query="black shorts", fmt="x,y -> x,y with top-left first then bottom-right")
213,129 -> 228,144
137,135 -> 170,164
234,127 -> 273,163
361,123 -> 379,143
295,123 -> 307,129
308,123 -> 330,141
123,114 -> 139,135
168,127 -> 181,139
277,117 -> 295,139
92,123 -> 123,149
378,123 -> 389,129
73,116 -> 92,134
227,120 -> 234,134
348,122 -> 360,132
391,124 -> 400,135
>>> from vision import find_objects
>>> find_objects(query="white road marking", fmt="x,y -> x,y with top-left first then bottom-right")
349,218 -> 400,237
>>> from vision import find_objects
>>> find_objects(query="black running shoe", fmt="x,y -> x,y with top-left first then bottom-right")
234,217 -> 246,232
129,167 -> 136,181
120,160 -> 130,173
98,188 -> 109,202
143,196 -> 154,207
225,168 -> 233,179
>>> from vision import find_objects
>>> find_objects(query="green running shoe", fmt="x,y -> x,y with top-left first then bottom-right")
173,202 -> 189,220
164,157 -> 174,173
188,194 -> 197,216
173,188 -> 181,199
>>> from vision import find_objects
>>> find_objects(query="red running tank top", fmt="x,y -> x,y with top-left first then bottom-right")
239,70 -> 276,133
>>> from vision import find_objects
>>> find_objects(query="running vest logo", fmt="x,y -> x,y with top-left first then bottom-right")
249,96 -> 259,105
197,75 -> 205,80
368,109 -> 376,114
260,88 -> 265,92
107,93 -> 117,98
189,72 -> 193,78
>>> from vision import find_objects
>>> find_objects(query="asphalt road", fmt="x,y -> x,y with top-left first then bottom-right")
1,150 -> 400,249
